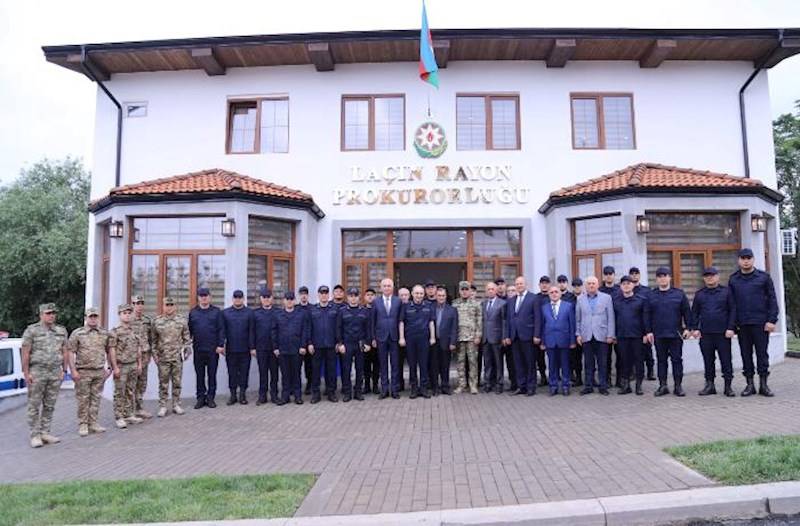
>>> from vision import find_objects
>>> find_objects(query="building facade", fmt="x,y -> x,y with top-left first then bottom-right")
43,28 -> 799,383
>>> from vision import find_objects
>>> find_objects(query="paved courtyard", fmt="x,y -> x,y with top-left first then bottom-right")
1,359 -> 799,517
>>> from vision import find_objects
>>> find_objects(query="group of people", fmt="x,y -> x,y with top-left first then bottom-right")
21,247 -> 778,449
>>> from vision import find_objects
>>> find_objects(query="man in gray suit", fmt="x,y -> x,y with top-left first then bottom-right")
481,281 -> 507,394
575,276 -> 616,395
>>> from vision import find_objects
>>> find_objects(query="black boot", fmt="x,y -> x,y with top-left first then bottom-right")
741,377 -> 756,397
635,379 -> 644,395
654,382 -> 669,397
239,391 -> 248,405
723,378 -> 735,397
758,375 -> 774,397
673,381 -> 685,397
698,381 -> 716,396
227,391 -> 238,406
194,398 -> 206,409
618,378 -> 632,395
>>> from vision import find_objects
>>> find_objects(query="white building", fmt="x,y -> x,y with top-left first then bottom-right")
43,27 -> 799,381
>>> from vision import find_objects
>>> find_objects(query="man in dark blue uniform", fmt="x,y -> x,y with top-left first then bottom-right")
253,286 -> 280,405
362,288 -> 380,395
274,291 -> 310,405
309,285 -> 340,403
188,287 -> 225,409
332,284 -> 346,308
557,275 -> 576,303
649,267 -> 692,397
691,267 -> 737,397
399,285 -> 436,399
630,266 -> 656,381
222,290 -> 255,405
337,287 -> 370,401
599,266 -> 623,388
728,248 -> 779,397
613,275 -> 652,395
297,286 -> 313,395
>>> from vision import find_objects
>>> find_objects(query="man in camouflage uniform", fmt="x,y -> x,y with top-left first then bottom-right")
21,303 -> 69,448
131,295 -> 154,418
452,281 -> 483,394
152,297 -> 191,417
68,307 -> 118,437
110,304 -> 143,429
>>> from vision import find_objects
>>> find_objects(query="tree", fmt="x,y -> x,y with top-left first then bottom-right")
0,158 -> 90,336
775,101 -> 800,336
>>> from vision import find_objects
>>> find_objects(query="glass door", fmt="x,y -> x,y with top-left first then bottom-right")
164,256 -> 192,313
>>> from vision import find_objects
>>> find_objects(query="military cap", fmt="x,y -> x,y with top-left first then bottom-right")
459,280 -> 471,290
470,284 -> 477,291
619,275 -> 632,284
260,286 -> 272,298
424,279 -> 437,287
232,289 -> 244,298
85,307 -> 99,317
347,287 -> 359,296
655,267 -> 671,276
163,296 -> 175,305
118,303 -> 133,313
556,274 -> 569,283
131,295 -> 145,303
39,303 -> 57,314
602,265 -> 616,275
539,275 -> 551,283
197,287 -> 210,296
284,290 -> 296,300
365,288 -> 376,294
703,266 -> 719,276
298,286 -> 309,294
494,277 -> 506,285
628,266 -> 641,274
333,284 -> 345,291
571,278 -> 583,287
318,285 -> 330,294
738,248 -> 754,258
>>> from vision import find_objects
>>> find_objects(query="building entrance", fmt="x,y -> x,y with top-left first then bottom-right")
394,262 -> 466,299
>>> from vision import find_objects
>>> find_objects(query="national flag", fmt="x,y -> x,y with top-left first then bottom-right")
419,1 -> 439,88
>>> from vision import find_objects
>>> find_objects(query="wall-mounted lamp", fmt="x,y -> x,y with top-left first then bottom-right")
635,215 -> 651,234
751,215 -> 767,233
221,218 -> 236,237
108,220 -> 124,238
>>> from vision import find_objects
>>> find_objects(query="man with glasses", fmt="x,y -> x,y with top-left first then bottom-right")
131,295 -> 154,418
728,248 -> 779,396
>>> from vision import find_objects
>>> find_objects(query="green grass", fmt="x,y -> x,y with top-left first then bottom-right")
0,473 -> 316,526
666,435 -> 800,485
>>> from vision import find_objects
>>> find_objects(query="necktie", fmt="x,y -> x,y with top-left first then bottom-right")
551,302 -> 558,319
385,296 -> 391,313
515,293 -> 522,313
488,299 -> 493,312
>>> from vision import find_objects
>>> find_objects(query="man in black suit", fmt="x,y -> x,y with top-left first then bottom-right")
481,281 -> 507,393
370,278 -> 402,399
504,276 -> 538,396
430,286 -> 458,395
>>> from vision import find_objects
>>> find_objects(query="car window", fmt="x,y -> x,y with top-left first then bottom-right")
0,348 -> 12,376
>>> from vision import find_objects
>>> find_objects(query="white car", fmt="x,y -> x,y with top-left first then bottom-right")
0,332 -> 74,398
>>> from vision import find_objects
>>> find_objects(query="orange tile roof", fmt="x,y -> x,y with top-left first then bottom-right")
90,168 -> 323,217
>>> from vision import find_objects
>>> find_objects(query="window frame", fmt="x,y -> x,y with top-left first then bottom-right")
247,216 -> 296,302
455,93 -> 521,151
225,97 -> 290,155
570,92 -> 636,150
570,213 -> 624,278
340,94 -> 406,152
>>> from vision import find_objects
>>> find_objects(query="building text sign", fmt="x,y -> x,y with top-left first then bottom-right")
332,164 -> 530,206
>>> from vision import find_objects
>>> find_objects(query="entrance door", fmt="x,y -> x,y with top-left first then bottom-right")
394,262 -> 467,299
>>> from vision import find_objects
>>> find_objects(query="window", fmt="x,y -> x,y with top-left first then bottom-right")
247,217 -> 295,304
646,212 -> 740,300
128,217 -> 226,314
571,215 -> 623,279
342,95 -> 404,151
571,93 -> 635,149
0,348 -> 13,376
456,95 -> 520,150
227,98 -> 289,154
125,102 -> 147,118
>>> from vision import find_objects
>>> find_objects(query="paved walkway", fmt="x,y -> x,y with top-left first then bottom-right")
1,360 -> 799,517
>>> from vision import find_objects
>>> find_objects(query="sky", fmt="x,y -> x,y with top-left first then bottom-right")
1,0 -> 799,184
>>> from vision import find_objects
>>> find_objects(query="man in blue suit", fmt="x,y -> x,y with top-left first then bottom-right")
503,276 -> 538,396
371,278 -> 402,399
537,285 -> 577,396
431,286 -> 459,395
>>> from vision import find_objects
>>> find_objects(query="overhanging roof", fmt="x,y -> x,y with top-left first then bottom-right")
43,27 -> 800,79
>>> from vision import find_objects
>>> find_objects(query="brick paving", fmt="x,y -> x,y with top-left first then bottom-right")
1,360 -> 799,516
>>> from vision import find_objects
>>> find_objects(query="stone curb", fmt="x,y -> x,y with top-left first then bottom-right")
110,480 -> 800,526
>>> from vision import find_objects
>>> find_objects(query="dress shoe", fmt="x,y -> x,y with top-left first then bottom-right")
227,394 -> 237,406
562,387 -> 570,396
422,390 -> 431,399
495,387 -> 503,395
580,387 -> 593,395
276,399 -> 287,406
673,383 -> 686,397
409,390 -> 419,400
239,393 -> 248,405
354,392 -> 364,401
256,396 -> 267,406
295,398 -> 304,405
526,390 -> 535,396
328,393 -> 339,403
599,388 -> 610,396
654,383 -> 670,397
391,393 -> 400,399
194,399 -> 206,409
741,378 -> 756,397
343,394 -> 352,402
759,376 -> 774,397
698,381 -> 716,396
723,379 -> 736,397
207,399 -> 217,408
310,395 -> 321,404
379,392 -> 389,400
441,388 -> 452,396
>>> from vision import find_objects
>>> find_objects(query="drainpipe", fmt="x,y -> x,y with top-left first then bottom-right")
738,29 -> 784,179
79,45 -> 122,188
